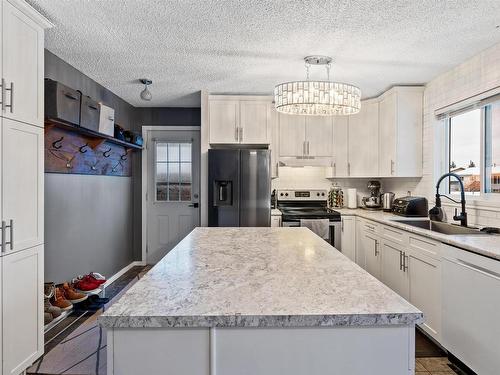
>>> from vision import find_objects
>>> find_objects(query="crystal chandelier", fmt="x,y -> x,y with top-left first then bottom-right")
274,56 -> 361,116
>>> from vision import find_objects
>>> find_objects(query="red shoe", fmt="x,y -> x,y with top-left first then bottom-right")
89,272 -> 107,285
73,276 -> 100,292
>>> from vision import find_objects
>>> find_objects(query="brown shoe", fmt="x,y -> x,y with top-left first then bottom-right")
44,282 -> 55,298
63,282 -> 88,303
52,286 -> 72,311
45,298 -> 62,318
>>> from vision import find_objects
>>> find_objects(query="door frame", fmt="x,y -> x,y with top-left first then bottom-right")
141,126 -> 201,263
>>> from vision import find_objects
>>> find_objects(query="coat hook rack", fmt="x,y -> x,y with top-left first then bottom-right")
103,147 -> 112,158
79,143 -> 89,153
120,153 -> 128,161
111,160 -> 123,173
52,136 -> 64,150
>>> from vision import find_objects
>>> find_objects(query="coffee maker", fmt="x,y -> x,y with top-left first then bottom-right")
362,180 -> 382,210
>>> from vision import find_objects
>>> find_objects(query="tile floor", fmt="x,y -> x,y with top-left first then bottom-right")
416,356 -> 458,374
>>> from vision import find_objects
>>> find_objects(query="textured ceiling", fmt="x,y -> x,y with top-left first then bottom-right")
29,0 -> 500,107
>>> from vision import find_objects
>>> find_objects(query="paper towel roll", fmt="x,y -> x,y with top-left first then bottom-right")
347,188 -> 357,208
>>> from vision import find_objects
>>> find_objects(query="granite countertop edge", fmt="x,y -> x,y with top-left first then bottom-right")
99,312 -> 424,329
337,208 -> 500,261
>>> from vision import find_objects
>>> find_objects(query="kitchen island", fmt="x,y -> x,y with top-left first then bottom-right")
100,227 -> 422,375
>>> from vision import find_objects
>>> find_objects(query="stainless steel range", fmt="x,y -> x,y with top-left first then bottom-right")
277,189 -> 342,250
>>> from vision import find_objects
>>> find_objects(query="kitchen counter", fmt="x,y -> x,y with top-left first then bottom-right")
100,227 -> 422,329
336,208 -> 500,260
271,208 -> 282,216
102,227 -> 421,375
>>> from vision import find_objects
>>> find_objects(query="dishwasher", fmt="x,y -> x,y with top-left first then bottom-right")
441,243 -> 500,375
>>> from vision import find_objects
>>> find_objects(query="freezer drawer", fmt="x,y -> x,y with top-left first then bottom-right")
441,244 -> 500,375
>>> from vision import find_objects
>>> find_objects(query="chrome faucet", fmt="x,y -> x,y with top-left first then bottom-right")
429,172 -> 468,227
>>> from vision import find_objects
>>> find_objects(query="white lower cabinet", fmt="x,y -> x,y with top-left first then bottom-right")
340,216 -> 356,261
2,245 -> 44,375
270,215 -> 282,227
380,239 -> 409,299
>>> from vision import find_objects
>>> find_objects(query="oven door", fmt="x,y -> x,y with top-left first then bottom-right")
282,221 -> 341,251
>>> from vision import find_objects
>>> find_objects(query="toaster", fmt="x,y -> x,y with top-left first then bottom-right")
392,196 -> 428,217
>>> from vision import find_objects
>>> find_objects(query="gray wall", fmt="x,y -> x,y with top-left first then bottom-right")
44,51 -> 201,282
44,51 -> 136,283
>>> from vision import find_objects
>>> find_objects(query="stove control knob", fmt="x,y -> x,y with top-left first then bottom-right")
280,193 -> 284,197
317,192 -> 320,196
285,193 -> 289,197
321,192 -> 325,196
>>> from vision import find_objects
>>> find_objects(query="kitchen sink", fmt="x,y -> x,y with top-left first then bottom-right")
391,219 -> 484,235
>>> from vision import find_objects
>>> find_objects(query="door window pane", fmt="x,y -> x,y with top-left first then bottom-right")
449,109 -> 481,194
485,103 -> 500,193
155,142 -> 192,201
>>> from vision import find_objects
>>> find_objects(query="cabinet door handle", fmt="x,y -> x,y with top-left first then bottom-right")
403,253 -> 409,272
391,159 -> 395,175
306,141 -> 310,155
0,78 -> 4,111
1,221 -> 5,252
5,81 -> 13,113
341,219 -> 344,232
235,126 -> 239,141
348,162 -> 351,176
399,250 -> 403,270
333,162 -> 336,176
374,240 -> 379,256
239,127 -> 243,142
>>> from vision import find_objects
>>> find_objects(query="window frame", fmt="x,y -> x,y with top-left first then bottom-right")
443,104 -> 500,200
153,140 -> 194,203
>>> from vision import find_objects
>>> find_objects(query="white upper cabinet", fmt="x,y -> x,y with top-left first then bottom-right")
305,116 -> 333,157
208,96 -> 270,145
278,113 -> 306,157
378,86 -> 424,177
269,106 -> 279,178
348,99 -> 379,177
2,0 -> 47,127
209,99 -> 240,144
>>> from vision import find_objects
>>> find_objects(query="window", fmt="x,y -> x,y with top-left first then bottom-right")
446,101 -> 500,195
155,142 -> 192,202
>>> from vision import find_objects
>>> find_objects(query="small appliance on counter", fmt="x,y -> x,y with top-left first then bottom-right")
392,196 -> 428,217
382,192 -> 395,212
361,180 -> 382,210
347,188 -> 357,208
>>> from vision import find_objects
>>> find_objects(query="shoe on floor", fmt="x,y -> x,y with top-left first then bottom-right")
73,275 -> 101,292
89,272 -> 107,284
63,282 -> 88,303
52,286 -> 73,311
44,298 -> 62,318
44,312 -> 53,325
44,282 -> 55,299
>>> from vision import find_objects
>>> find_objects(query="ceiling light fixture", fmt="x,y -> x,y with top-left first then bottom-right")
139,78 -> 153,101
274,56 -> 361,116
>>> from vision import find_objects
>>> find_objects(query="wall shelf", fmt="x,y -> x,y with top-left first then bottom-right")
45,118 -> 142,151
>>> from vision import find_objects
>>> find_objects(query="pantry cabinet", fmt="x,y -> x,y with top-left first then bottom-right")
340,216 -> 355,261
2,245 -> 43,375
1,118 -> 44,254
208,96 -> 270,145
378,87 -> 424,177
0,2 -> 50,374
1,0 -> 46,127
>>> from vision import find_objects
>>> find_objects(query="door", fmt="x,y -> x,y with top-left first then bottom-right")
2,118 -> 43,255
348,100 -> 379,176
209,100 -> 239,144
408,250 -> 441,339
380,239 -> 408,299
278,113 -> 305,157
240,101 -> 270,144
363,232 -> 381,279
146,129 -> 201,264
305,116 -> 333,157
239,150 -> 270,226
332,116 -> 349,176
2,245 -> 43,375
378,92 -> 396,176
2,0 -> 44,126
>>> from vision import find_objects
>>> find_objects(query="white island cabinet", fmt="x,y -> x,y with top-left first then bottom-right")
101,228 -> 422,375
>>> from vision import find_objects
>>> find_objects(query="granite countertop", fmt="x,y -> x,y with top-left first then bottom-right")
336,208 -> 500,260
99,227 -> 422,329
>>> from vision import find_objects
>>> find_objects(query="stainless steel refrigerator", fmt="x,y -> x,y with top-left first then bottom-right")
208,149 -> 271,227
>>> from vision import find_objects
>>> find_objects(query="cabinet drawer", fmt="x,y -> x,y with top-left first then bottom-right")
409,235 -> 440,259
361,220 -> 378,233
382,225 -> 406,244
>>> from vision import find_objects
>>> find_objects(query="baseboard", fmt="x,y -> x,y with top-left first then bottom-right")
103,261 -> 146,289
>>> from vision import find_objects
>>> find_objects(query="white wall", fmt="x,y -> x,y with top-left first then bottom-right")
413,42 -> 500,227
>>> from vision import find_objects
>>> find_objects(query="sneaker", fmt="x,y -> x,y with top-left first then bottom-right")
63,282 -> 88,303
44,312 -> 53,325
89,272 -> 107,285
72,276 -> 100,292
51,286 -> 72,311
44,282 -> 55,299
44,298 -> 62,318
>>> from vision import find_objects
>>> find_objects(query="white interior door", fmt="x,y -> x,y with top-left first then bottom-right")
146,128 -> 200,264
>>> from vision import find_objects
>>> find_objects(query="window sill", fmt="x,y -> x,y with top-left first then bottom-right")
441,195 -> 500,212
